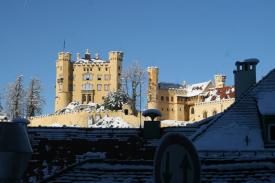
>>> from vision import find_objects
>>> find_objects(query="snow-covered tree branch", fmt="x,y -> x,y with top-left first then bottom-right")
5,75 -> 25,119
103,90 -> 129,111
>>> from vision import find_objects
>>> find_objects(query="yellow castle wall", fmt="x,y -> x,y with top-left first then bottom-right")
191,98 -> 235,121
29,110 -> 145,128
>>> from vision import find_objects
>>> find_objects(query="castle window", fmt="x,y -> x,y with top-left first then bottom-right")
90,68 -> 92,71
167,108 -> 169,111
97,74 -> 102,81
161,96 -> 164,101
118,66 -> 121,70
84,68 -> 86,71
180,108 -> 182,111
104,74 -> 111,80
162,108 -> 164,111
172,108 -> 173,111
171,97 -> 174,102
82,83 -> 92,91
83,73 -> 92,81
191,108 -> 194,114
82,94 -> 86,102
105,67 -> 108,71
104,84 -> 110,91
98,67 -> 101,71
97,84 -> 102,91
87,94 -> 92,102
203,111 -> 208,119
166,97 -> 169,101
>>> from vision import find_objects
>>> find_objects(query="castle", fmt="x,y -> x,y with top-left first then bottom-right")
147,67 -> 235,121
55,49 -> 123,112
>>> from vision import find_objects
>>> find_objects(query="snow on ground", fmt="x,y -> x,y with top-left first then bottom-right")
89,116 -> 132,128
0,112 -> 8,122
56,102 -> 99,114
161,120 -> 194,127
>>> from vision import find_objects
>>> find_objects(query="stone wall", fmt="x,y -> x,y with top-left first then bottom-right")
29,110 -> 145,128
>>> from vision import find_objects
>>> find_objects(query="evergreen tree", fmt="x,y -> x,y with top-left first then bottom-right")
26,78 -> 45,117
103,90 -> 129,110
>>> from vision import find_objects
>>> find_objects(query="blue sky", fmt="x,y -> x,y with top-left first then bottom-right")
0,0 -> 275,114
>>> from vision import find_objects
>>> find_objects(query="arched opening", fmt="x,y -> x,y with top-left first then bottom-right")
203,111 -> 208,119
191,108 -> 195,114
124,109 -> 129,115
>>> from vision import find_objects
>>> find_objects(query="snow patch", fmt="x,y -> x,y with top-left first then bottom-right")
90,116 -> 132,128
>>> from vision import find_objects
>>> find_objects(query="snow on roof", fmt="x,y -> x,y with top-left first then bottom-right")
158,82 -> 183,89
257,91 -> 275,115
203,86 -> 235,102
186,80 -> 213,97
192,68 -> 275,150
74,58 -> 107,64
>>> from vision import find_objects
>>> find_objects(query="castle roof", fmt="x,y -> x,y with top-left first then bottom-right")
192,68 -> 275,150
203,86 -> 235,102
158,82 -> 183,89
74,58 -> 108,64
186,80 -> 213,97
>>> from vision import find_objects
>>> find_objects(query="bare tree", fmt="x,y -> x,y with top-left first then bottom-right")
121,61 -> 146,115
0,94 -> 3,112
6,75 -> 25,119
26,78 -> 45,117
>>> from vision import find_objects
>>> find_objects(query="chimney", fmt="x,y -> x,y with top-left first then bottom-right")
233,58 -> 259,100
84,49 -> 91,61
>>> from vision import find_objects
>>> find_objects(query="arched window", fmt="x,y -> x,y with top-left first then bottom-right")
191,108 -> 195,114
213,110 -> 217,116
203,111 -> 208,119
124,109 -> 129,115
82,83 -> 92,91
83,73 -> 92,80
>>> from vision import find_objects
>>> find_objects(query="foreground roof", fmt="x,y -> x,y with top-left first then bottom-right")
193,68 -> 275,150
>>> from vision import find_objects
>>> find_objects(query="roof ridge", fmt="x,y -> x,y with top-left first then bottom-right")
191,68 -> 275,142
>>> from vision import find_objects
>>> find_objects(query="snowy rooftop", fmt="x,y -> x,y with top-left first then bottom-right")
158,82 -> 183,89
74,58 -> 108,64
186,80 -> 212,97
203,86 -> 235,102
193,68 -> 275,150
257,91 -> 275,115
158,80 -> 213,97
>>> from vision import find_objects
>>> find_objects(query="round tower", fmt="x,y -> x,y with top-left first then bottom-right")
55,52 -> 73,112
147,67 -> 159,109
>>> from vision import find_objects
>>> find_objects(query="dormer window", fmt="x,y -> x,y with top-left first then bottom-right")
257,92 -> 275,148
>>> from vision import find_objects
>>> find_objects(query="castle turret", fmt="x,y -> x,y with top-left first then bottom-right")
214,74 -> 226,88
55,52 -> 73,111
109,51 -> 123,91
233,58 -> 259,100
84,49 -> 91,61
147,67 -> 159,109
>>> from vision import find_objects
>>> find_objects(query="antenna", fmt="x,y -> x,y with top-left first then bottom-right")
63,39 -> 66,51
